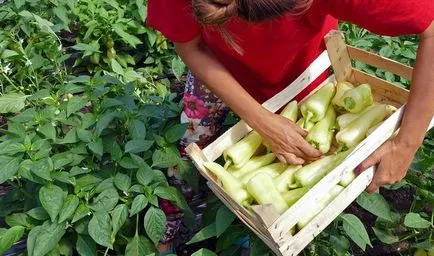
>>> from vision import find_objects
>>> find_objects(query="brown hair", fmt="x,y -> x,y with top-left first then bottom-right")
192,0 -> 313,53
192,0 -> 313,24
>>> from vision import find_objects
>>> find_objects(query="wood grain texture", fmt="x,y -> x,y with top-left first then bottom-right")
348,46 -> 413,80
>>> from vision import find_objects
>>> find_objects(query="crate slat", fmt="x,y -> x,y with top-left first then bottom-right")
281,167 -> 375,256
324,30 -> 354,82
347,46 -> 413,80
353,69 -> 409,105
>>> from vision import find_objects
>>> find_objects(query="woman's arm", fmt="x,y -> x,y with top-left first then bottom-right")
358,21 -> 434,192
174,37 -> 322,164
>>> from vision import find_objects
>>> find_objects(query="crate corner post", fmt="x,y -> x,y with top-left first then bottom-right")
324,30 -> 355,83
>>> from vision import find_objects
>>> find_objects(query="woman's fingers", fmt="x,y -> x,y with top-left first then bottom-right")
277,153 -> 305,165
297,138 -> 322,159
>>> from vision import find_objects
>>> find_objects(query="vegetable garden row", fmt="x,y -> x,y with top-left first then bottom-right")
0,1 -> 432,256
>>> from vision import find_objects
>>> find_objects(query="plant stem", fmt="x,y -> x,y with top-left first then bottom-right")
135,214 -> 139,236
103,247 -> 109,256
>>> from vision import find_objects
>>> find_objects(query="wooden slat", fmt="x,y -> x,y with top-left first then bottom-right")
324,30 -> 354,82
251,205 -> 282,231
353,69 -> 409,105
269,104 -> 409,245
207,183 -> 278,248
202,50 -> 332,162
280,167 -> 375,256
348,46 -> 413,80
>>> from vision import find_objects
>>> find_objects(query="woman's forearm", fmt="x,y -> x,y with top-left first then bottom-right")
396,22 -> 434,148
174,37 -> 268,130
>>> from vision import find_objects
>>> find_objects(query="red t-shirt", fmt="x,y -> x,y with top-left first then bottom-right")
148,0 -> 433,103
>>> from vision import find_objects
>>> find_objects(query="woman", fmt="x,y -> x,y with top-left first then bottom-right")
148,0 -> 434,253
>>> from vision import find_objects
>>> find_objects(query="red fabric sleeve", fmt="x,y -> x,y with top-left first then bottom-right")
147,0 -> 201,42
323,0 -> 434,36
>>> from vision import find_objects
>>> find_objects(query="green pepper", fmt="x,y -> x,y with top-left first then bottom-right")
273,165 -> 302,193
203,162 -> 251,205
306,105 -> 336,154
239,162 -> 287,185
341,83 -> 374,113
294,149 -> 353,187
282,187 -> 310,207
223,131 -> 263,169
300,82 -> 336,126
336,104 -> 396,150
246,172 -> 288,214
280,100 -> 298,122
332,81 -> 354,112
230,153 -> 276,178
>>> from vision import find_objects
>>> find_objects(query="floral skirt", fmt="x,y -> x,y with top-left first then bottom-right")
160,71 -> 230,244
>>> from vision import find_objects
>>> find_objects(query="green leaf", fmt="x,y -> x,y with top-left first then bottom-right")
52,153 -> 74,170
95,178 -> 115,193
165,123 -> 188,143
89,188 -> 119,212
26,207 -> 49,221
111,204 -> 128,238
187,224 -> 216,245
125,140 -> 154,154
127,119 -> 146,139
53,6 -> 69,25
0,141 -> 26,155
113,23 -> 142,48
379,46 -> 393,58
67,96 -> 88,117
58,238 -> 73,256
119,157 -> 138,169
76,235 -> 97,256
216,225 -> 246,252
0,155 -> 22,183
111,59 -> 124,75
0,93 -> 29,113
329,235 -> 351,255
31,157 -> 54,181
58,195 -> 79,223
171,57 -> 186,81
39,123 -> 57,140
96,112 -> 118,136
70,167 -> 91,176
39,184 -> 65,222
404,213 -> 431,229
356,192 -> 392,221
5,213 -> 32,227
250,235 -> 270,256
136,0 -> 147,22
340,213 -> 371,251
114,173 -> 131,191
59,128 -> 78,144
30,221 -> 67,256
152,148 -> 180,168
144,206 -> 167,245
72,204 -> 90,223
216,205 -> 236,237
372,227 -> 399,244
14,0 -> 25,9
88,138 -> 103,156
81,113 -> 96,129
136,164 -> 153,186
27,225 -> 43,256
125,234 -> 157,256
191,249 -> 217,256
88,212 -> 112,248
0,226 -> 25,254
130,195 -> 148,217
72,43 -> 100,53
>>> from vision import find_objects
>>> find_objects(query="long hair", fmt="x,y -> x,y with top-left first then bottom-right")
192,0 -> 313,53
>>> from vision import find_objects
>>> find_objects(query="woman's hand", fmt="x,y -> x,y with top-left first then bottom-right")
356,138 -> 420,193
254,111 -> 322,165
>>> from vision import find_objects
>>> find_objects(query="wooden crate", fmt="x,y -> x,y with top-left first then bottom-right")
186,30 -> 434,256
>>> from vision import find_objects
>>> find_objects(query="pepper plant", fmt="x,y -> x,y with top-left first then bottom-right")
0,71 -> 194,255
